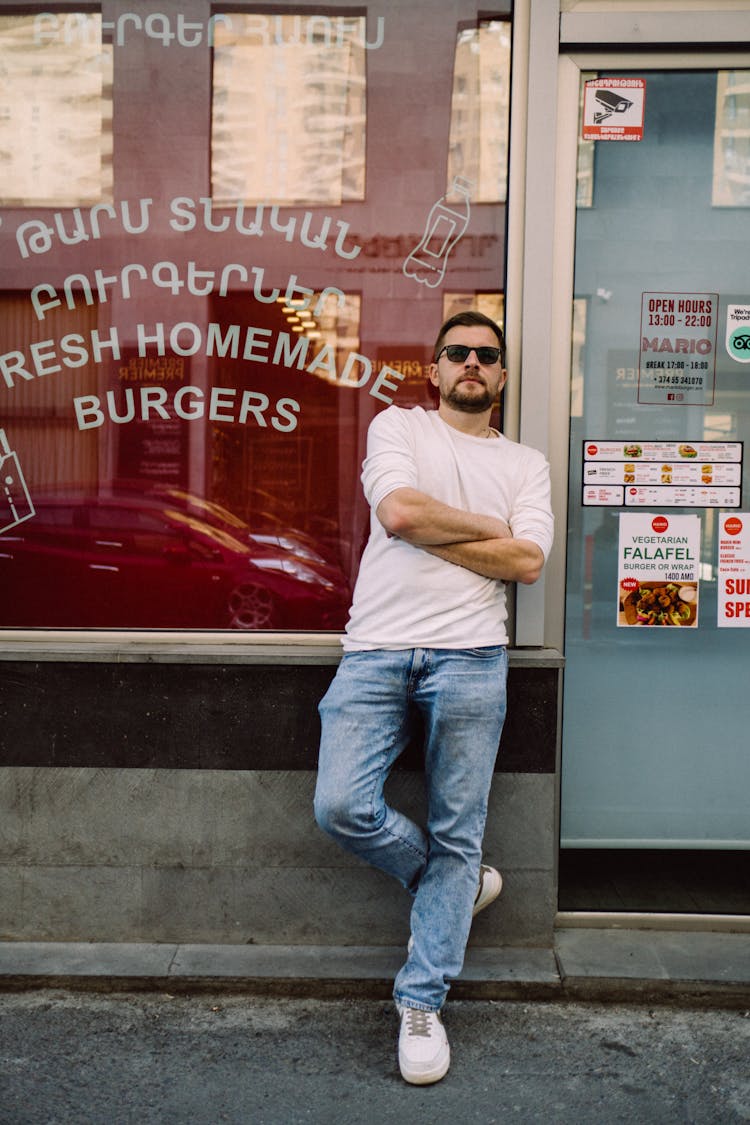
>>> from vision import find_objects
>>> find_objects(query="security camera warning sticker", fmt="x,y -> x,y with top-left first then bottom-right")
582,78 -> 646,141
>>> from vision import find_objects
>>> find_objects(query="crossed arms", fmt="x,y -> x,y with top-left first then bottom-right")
376,487 -> 544,585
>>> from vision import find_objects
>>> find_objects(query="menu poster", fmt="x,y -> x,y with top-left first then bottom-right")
582,439 -> 743,509
617,513 -> 700,628
717,514 -> 750,627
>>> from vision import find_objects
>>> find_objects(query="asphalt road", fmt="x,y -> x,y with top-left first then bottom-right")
1,991 -> 749,1124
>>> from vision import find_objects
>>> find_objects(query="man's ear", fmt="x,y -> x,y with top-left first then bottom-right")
428,363 -> 439,387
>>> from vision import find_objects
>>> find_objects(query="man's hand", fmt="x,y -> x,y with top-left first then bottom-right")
376,487 -> 511,546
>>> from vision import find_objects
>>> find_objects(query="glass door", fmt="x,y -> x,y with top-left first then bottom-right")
560,65 -> 750,912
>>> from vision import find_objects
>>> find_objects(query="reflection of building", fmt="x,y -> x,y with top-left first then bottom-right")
713,71 -> 750,206
0,14 -> 112,206
448,21 -> 511,202
212,15 -> 367,205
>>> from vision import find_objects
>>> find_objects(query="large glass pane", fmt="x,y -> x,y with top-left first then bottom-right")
0,2 -> 511,632
562,71 -> 750,852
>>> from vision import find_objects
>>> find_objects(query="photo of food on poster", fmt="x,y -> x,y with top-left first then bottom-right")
617,512 -> 700,628
717,514 -> 750,627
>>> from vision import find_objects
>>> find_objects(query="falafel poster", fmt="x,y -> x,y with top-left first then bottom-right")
617,513 -> 700,628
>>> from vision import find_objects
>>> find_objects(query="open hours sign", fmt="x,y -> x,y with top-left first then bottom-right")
638,292 -> 718,406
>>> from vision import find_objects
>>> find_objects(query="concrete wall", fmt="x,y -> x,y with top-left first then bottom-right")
0,767 -> 556,946
0,647 -> 561,947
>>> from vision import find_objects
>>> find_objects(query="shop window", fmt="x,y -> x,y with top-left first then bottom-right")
0,13 -> 112,206
0,1 -> 511,633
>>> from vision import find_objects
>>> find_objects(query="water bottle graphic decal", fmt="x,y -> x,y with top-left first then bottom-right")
0,429 -> 35,534
403,176 -> 472,289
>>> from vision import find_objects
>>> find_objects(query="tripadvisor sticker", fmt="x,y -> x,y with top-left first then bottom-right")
726,304 -> 750,364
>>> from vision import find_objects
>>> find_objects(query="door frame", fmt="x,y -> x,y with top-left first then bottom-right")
542,16 -> 750,927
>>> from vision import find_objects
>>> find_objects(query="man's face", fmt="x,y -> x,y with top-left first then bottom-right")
428,325 -> 507,414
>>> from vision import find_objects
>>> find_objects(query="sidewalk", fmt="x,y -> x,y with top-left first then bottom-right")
2,988 -> 749,1124
1,927 -> 749,1004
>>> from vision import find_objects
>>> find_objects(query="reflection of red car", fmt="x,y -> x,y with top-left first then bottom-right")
0,490 -> 351,631
147,487 -> 338,571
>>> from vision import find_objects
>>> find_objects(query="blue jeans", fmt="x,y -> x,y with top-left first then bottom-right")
314,646 -> 508,1011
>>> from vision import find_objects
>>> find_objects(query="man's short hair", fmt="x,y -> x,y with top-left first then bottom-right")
433,310 -> 506,365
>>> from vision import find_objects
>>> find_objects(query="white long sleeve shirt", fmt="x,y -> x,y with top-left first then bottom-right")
343,405 -> 554,651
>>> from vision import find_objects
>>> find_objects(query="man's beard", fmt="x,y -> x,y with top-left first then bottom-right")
442,377 -> 494,413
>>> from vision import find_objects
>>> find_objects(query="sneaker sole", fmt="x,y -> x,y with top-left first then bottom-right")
399,1043 -> 450,1085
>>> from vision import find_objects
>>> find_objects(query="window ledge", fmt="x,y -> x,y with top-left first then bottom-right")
0,632 -> 564,667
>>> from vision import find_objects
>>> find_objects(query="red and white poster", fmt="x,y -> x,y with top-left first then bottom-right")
617,513 -> 700,628
582,78 -> 646,142
717,514 -> 750,626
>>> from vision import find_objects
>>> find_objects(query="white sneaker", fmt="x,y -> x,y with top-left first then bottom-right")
398,1006 -> 450,1085
473,864 -> 502,916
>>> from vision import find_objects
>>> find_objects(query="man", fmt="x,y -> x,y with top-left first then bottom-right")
314,310 -> 554,1085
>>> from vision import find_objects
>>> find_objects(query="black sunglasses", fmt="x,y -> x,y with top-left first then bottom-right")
435,344 -> 503,365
